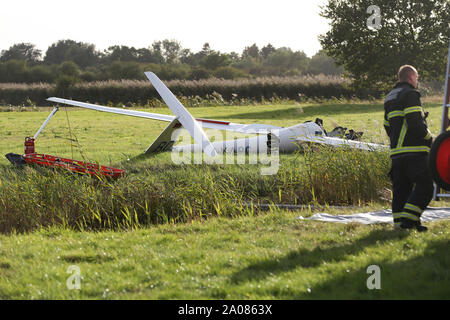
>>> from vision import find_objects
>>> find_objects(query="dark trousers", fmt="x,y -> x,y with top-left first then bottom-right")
390,154 -> 434,224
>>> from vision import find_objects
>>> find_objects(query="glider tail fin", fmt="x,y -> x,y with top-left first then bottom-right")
145,118 -> 182,154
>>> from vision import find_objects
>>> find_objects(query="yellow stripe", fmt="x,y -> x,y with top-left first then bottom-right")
395,212 -> 420,221
404,203 -> 422,214
404,106 -> 422,115
393,213 -> 403,219
387,110 -> 404,119
396,119 -> 407,148
384,119 -> 390,127
390,146 -> 430,156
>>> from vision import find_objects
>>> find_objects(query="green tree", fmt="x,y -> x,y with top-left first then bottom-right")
0,63 -> 6,82
227,51 -> 241,63
55,75 -> 78,95
2,60 -> 28,82
232,56 -> 260,75
264,48 -> 309,75
58,61 -> 81,78
213,66 -> 249,79
44,40 -> 100,68
200,52 -> 231,70
307,50 -> 344,75
137,47 -> 163,64
182,43 -> 220,67
55,61 -> 81,92
29,65 -> 56,83
150,41 -> 165,64
320,0 -> 450,88
103,46 -> 139,62
179,48 -> 196,65
188,67 -> 211,80
162,39 -> 182,64
261,44 -> 276,59
288,51 -> 309,73
107,61 -> 143,80
0,43 -> 42,64
242,44 -> 261,60
199,43 -> 213,58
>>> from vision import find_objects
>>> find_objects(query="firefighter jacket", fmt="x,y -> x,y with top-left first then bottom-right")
383,82 -> 432,159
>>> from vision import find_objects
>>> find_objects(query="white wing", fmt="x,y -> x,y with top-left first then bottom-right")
46,98 -> 281,134
296,135 -> 388,151
47,97 -> 174,122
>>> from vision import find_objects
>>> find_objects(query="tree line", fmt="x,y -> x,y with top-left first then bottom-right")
0,40 -> 343,84
3,0 -> 447,91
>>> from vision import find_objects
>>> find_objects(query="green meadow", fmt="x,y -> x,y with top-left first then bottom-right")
0,101 -> 392,163
0,99 -> 449,299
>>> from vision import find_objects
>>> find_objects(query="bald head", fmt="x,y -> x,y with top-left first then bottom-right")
398,65 -> 419,88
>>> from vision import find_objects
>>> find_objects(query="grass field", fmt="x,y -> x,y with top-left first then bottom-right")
0,98 -> 449,299
1,213 -> 448,299
1,101 -> 392,163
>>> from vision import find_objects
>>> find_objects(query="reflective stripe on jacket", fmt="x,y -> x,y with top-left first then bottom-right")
383,82 -> 432,158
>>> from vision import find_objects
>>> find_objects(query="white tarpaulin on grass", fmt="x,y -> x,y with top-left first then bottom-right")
298,207 -> 450,225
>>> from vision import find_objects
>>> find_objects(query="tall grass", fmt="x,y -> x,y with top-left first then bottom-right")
1,76 -> 442,107
0,75 -> 380,107
0,145 -> 390,233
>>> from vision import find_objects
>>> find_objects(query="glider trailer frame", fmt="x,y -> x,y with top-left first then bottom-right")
6,106 -> 125,179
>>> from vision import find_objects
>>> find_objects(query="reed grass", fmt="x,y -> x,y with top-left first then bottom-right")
0,75 -> 374,107
0,145 -> 390,233
0,76 -> 442,107
1,99 -> 442,234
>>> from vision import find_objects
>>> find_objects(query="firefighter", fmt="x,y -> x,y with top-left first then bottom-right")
383,65 -> 433,232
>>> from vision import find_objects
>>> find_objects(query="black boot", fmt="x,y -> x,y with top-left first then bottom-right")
400,219 -> 428,232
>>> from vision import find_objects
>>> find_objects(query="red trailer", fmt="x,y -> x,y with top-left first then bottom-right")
5,108 -> 125,179
430,42 -> 450,194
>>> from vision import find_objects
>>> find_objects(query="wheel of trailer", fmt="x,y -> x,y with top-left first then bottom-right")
429,130 -> 450,191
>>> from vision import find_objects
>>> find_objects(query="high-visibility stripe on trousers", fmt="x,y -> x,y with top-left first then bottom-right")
389,154 -> 433,225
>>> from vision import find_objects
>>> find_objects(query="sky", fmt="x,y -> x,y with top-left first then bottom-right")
0,0 -> 330,58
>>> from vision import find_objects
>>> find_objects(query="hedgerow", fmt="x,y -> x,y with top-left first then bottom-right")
0,75 -> 382,107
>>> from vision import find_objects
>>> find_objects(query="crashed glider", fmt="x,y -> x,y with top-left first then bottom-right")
47,72 -> 387,155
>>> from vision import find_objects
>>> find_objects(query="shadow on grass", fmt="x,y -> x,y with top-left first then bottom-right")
297,239 -> 449,299
231,228 -> 408,284
231,228 -> 449,299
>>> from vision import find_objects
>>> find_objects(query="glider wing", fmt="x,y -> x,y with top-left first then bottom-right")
46,99 -> 280,134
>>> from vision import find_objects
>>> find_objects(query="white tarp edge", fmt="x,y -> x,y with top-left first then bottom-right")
297,207 -> 450,225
